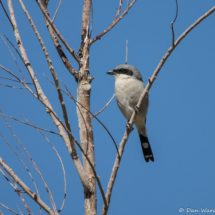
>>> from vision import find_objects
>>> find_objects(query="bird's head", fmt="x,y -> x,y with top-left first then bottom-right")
107,64 -> 143,81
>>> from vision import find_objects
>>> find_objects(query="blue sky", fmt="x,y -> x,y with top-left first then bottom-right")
0,0 -> 215,214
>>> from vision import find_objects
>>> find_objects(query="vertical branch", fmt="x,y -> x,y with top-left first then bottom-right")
125,40 -> 128,64
78,0 -> 97,214
170,0 -> 178,46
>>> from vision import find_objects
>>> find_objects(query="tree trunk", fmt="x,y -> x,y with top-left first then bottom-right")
77,0 -> 97,214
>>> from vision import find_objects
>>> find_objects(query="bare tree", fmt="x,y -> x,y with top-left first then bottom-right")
0,0 -> 214,214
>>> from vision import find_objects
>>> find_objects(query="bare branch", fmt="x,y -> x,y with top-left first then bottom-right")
52,0 -> 62,22
0,168 -> 16,189
125,40 -> 128,64
41,2 -> 79,81
16,206 -> 23,215
92,94 -> 115,118
0,158 -> 55,215
16,190 -> 32,215
35,0 -> 80,64
0,203 -> 19,215
0,77 -> 32,84
0,83 -> 26,89
0,109 -> 57,213
101,5 -> 215,215
170,0 -> 178,46
7,0 -> 92,194
90,0 -> 136,45
114,0 -> 124,21
0,133 -> 40,199
0,34 -> 25,81
18,0 -> 74,149
0,0 -> 14,29
22,117 -> 67,213
0,112 -> 60,135
3,35 -> 25,66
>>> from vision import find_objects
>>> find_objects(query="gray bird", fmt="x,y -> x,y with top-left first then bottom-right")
107,64 -> 154,162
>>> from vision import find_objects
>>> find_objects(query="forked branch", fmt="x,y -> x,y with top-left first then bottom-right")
90,0 -> 136,45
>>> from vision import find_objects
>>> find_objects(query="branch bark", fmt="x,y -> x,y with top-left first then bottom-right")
78,0 -> 97,214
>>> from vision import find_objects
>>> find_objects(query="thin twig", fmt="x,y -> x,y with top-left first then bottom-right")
114,0 -> 124,21
0,158 -> 55,215
0,133 -> 40,199
0,203 -> 19,215
101,5 -> 215,215
0,0 -> 14,29
35,0 -> 80,64
0,112 -> 60,135
125,40 -> 128,64
0,109 -> 57,213
8,0 -> 92,194
0,77 -> 32,84
43,74 -> 108,207
16,206 -> 23,215
0,168 -> 16,189
0,34 -> 25,80
90,0 -> 136,45
18,0 -> 74,150
22,117 -> 67,213
52,0 -> 62,22
3,35 -> 25,66
0,83 -> 26,89
92,94 -> 115,118
170,0 -> 178,47
16,190 -> 32,215
56,75 -> 119,157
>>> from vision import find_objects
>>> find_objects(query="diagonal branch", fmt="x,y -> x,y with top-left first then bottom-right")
35,0 -> 81,65
7,0 -> 92,194
0,158 -> 55,215
101,5 -> 215,215
52,0 -> 62,22
41,1 -> 79,81
0,203 -> 19,215
114,0 -> 124,21
18,0 -> 73,148
90,0 -> 136,45
0,133 -> 40,201
92,94 -> 115,118
0,112 -> 60,135
22,117 -> 67,213
0,109 -> 57,213
0,34 -> 25,80
0,0 -> 14,29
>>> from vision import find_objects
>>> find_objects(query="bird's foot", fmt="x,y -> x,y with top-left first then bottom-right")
134,105 -> 140,114
126,122 -> 134,131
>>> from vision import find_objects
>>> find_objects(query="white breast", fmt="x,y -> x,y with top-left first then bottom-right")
115,75 -> 147,121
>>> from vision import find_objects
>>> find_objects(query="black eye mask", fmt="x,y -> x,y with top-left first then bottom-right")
114,68 -> 133,76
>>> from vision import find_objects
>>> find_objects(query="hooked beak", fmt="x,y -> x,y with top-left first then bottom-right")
107,70 -> 115,75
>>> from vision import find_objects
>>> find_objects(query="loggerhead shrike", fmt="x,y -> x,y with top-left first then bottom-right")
107,64 -> 154,162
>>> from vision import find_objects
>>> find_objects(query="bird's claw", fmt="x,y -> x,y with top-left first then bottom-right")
134,105 -> 140,113
126,122 -> 134,131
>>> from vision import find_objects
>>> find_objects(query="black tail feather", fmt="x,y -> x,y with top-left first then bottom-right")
139,135 -> 154,162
